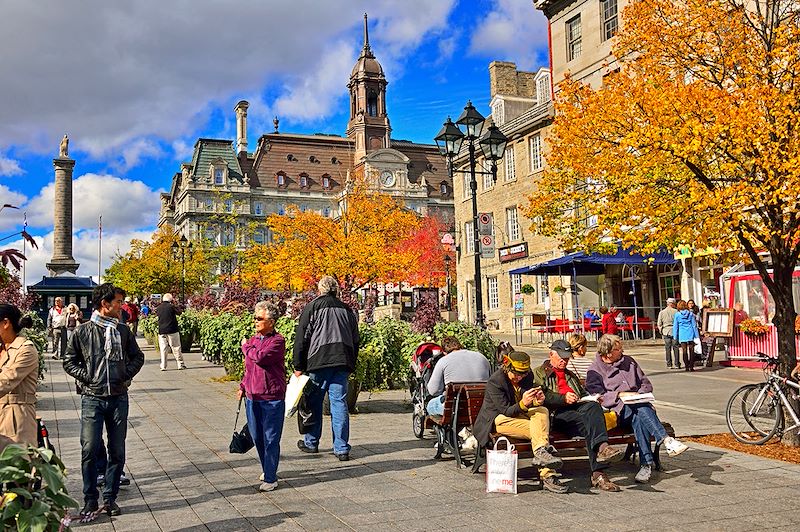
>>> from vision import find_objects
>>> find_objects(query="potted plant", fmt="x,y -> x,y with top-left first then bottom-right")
520,284 -> 535,295
552,285 -> 567,294
739,318 -> 769,336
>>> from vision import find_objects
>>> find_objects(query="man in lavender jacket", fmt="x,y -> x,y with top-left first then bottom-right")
238,302 -> 287,492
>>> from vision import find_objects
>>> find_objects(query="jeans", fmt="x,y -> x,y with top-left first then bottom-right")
80,394 -> 129,503
619,404 -> 668,466
663,335 -> 680,367
552,402 -> 609,473
305,368 -> 351,455
246,398 -> 285,484
427,395 -> 444,416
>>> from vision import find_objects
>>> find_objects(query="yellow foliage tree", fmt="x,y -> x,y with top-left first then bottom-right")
105,226 -> 214,299
239,179 -> 421,294
526,1 -> 800,374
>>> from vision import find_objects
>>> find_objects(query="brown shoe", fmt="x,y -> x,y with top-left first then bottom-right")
596,445 -> 624,464
591,472 -> 620,492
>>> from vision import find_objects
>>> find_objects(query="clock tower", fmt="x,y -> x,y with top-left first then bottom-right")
346,13 -> 391,162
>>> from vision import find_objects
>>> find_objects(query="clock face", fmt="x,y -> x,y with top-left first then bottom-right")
379,170 -> 395,187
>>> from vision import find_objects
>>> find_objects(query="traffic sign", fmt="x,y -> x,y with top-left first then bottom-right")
478,213 -> 493,235
480,234 -> 495,258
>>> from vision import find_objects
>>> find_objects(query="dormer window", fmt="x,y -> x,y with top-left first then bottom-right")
214,168 -> 224,184
322,175 -> 331,189
277,173 -> 286,186
440,182 -> 448,195
299,174 -> 309,188
331,156 -> 338,164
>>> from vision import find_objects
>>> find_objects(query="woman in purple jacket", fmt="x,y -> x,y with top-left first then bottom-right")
585,334 -> 689,484
237,302 -> 287,492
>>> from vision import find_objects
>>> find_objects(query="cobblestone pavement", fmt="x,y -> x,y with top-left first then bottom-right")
37,340 -> 800,531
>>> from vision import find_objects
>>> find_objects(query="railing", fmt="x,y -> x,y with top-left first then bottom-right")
513,306 -> 664,345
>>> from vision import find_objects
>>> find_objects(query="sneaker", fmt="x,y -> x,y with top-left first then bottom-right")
596,444 -> 624,463
667,365 -> 674,369
663,436 -> 688,457
591,472 -> 621,492
178,365 -> 187,370
532,446 -> 563,469
259,473 -> 264,481
80,500 -> 99,516
96,474 -> 104,486
541,474 -> 569,494
105,501 -> 121,516
635,464 -> 652,483
335,453 -> 350,462
120,472 -> 130,486
160,367 -> 166,371
259,481 -> 278,492
296,440 -> 318,454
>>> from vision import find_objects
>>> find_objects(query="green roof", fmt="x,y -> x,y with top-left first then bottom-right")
190,139 -> 244,182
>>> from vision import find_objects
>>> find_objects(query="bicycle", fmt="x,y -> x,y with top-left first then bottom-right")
725,352 -> 800,445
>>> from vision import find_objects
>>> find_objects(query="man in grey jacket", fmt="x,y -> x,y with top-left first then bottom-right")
657,298 -> 680,369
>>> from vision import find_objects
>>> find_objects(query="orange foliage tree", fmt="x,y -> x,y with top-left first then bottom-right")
398,215 -> 455,288
526,0 -> 800,376
239,180 -> 421,294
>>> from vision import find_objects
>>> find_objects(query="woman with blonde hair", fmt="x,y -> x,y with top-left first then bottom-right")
568,333 -> 592,380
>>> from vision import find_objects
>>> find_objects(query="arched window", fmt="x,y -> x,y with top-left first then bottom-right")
367,90 -> 378,117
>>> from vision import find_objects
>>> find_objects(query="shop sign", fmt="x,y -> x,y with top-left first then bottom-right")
499,242 -> 529,263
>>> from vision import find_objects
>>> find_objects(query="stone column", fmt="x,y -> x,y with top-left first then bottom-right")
46,156 -> 80,276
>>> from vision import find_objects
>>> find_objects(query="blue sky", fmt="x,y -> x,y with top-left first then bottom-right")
0,0 -> 549,283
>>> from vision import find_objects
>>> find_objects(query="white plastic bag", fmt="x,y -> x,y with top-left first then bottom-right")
486,436 -> 518,494
693,337 -> 703,355
284,373 -> 310,418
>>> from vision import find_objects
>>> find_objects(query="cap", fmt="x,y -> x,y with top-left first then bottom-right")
124,296 -> 132,302
667,297 -> 676,304
506,351 -> 531,374
549,339 -> 573,359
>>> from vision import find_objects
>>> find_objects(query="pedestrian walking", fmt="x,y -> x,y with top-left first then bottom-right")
66,303 -> 83,344
238,302 -> 286,492
155,293 -> 186,371
293,276 -> 359,461
0,304 -> 37,453
122,297 -> 140,337
673,300 -> 700,372
657,298 -> 680,369
47,296 -> 67,359
63,283 -> 144,517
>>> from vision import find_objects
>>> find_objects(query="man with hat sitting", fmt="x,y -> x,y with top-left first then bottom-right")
532,339 -> 624,493
473,350 -> 565,493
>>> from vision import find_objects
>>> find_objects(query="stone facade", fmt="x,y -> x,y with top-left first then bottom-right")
158,15 -> 453,265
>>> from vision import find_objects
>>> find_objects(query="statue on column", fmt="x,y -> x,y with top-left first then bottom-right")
59,134 -> 69,158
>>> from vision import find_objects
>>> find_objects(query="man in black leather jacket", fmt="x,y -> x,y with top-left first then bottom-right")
64,283 -> 144,517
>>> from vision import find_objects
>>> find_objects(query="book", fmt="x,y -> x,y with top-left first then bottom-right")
578,394 -> 600,403
620,392 -> 655,404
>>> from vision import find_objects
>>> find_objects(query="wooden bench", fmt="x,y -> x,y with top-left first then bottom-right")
427,382 -> 676,473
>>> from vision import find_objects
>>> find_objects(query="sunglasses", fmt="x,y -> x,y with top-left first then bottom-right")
254,316 -> 273,322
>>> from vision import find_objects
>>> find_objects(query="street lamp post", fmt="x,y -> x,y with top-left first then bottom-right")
435,101 -> 508,328
171,235 -> 193,303
443,254 -> 452,311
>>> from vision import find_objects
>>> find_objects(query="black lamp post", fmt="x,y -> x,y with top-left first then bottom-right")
443,254 -> 452,311
435,101 -> 508,328
171,235 -> 193,303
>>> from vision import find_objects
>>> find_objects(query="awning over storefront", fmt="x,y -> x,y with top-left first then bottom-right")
509,248 -> 678,276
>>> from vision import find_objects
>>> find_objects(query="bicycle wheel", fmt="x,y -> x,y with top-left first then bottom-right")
726,383 -> 782,444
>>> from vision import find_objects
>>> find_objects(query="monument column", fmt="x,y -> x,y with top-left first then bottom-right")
46,135 -> 80,276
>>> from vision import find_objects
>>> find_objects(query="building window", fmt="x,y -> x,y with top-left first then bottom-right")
323,206 -> 331,217
440,182 -> 448,195
299,174 -> 309,188
254,230 -> 264,244
536,74 -> 551,104
530,134 -> 543,172
506,206 -> 521,242
488,277 -> 499,310
492,100 -> 505,126
537,276 -> 547,304
504,145 -> 516,182
254,202 -> 263,216
205,199 -> 213,211
464,222 -> 475,253
224,199 -> 233,212
278,204 -> 285,215
601,0 -> 618,41
300,204 -> 308,212
277,174 -> 286,186
214,168 -> 224,184
566,15 -> 582,61
511,274 -> 522,296
463,171 -> 471,199
367,91 -> 378,116
322,175 -> 331,189
483,168 -> 494,190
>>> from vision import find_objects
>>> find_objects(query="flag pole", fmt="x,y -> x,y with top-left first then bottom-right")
98,215 -> 102,284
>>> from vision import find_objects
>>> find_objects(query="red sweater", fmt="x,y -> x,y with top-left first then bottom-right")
602,311 -> 619,335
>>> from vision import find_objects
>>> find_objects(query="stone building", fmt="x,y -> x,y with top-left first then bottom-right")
158,15 -> 452,273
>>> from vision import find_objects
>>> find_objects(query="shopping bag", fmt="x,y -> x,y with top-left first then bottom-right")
486,436 -> 518,494
693,337 -> 703,355
285,373 -> 310,418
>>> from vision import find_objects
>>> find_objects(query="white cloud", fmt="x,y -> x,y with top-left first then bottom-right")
469,0 -> 550,70
23,173 -> 163,231
0,0 -> 458,165
0,186 -> 29,231
171,139 -> 195,163
8,229 -> 153,287
0,154 -> 23,176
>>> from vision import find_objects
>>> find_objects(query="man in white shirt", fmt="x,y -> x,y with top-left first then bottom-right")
47,297 -> 67,359
426,337 -> 491,415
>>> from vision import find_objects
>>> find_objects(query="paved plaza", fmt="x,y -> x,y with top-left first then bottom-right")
37,340 -> 800,531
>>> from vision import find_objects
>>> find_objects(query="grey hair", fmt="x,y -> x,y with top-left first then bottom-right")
597,334 -> 622,356
162,293 -> 174,302
318,275 -> 339,296
254,301 -> 280,320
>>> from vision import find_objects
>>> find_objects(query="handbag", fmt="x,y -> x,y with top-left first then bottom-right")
485,436 -> 518,494
693,337 -> 703,355
229,397 -> 254,454
297,387 -> 316,435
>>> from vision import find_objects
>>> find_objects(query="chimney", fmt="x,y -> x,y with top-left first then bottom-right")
235,100 -> 249,155
489,61 -> 519,99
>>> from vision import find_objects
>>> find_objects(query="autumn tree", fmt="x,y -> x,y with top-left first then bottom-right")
526,0 -> 800,379
105,226 -> 214,298
397,215 -> 456,288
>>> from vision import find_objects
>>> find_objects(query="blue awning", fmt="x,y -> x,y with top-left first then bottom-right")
509,247 -> 677,276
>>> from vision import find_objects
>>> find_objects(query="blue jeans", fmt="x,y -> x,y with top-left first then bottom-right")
80,395 -> 128,503
427,395 -> 444,416
619,404 -> 668,466
246,398 -> 285,484
305,368 -> 351,455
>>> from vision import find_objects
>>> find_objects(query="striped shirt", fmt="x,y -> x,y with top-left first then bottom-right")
569,357 -> 594,380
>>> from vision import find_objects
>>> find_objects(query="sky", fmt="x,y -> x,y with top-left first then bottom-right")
0,0 -> 550,286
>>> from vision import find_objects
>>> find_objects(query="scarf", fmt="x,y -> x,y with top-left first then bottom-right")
90,310 -> 122,361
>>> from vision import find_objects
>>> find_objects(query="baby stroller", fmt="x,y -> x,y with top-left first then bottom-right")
409,342 -> 444,439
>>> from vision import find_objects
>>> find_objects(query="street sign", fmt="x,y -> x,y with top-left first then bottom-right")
480,234 -> 495,258
478,212 -> 493,235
